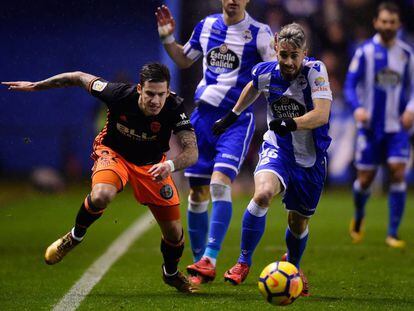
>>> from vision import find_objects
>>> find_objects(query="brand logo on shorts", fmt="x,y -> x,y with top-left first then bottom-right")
160,184 -> 174,199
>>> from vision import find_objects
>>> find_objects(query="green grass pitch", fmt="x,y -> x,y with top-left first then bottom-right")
0,183 -> 413,310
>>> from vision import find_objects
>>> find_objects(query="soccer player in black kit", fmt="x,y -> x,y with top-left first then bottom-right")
2,63 -> 199,293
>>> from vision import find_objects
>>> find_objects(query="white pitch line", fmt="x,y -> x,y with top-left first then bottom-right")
53,211 -> 155,311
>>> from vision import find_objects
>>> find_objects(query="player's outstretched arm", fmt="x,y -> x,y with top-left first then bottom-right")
2,71 -> 97,92
212,81 -> 260,135
148,130 -> 198,181
155,5 -> 194,69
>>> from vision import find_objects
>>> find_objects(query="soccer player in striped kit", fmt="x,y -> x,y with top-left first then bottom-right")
212,23 -> 332,296
345,2 -> 414,248
156,0 -> 276,284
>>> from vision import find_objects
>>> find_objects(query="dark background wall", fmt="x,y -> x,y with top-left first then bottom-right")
0,0 -> 163,176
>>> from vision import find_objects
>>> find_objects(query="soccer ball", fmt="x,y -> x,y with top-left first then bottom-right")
258,261 -> 303,306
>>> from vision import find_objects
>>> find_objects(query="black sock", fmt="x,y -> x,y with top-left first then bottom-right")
161,231 -> 184,275
74,195 -> 103,238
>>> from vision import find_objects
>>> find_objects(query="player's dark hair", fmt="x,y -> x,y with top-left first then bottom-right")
376,2 -> 400,18
140,62 -> 171,87
277,23 -> 306,50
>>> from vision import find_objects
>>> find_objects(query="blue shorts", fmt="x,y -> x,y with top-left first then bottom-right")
255,142 -> 327,217
355,129 -> 410,170
184,103 -> 255,185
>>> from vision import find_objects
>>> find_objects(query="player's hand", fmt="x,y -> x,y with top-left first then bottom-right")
212,111 -> 240,135
353,107 -> 369,123
155,5 -> 175,43
2,81 -> 38,91
401,109 -> 414,130
269,118 -> 297,136
148,162 -> 172,181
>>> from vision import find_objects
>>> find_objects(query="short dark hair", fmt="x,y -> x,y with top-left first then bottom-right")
139,62 -> 170,87
376,1 -> 400,18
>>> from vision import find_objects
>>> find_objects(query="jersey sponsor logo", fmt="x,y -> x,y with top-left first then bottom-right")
242,29 -> 253,42
271,96 -> 306,118
314,76 -> 326,86
206,44 -> 240,74
160,184 -> 174,199
150,121 -> 161,133
116,123 -> 157,141
92,80 -> 108,92
375,68 -> 401,88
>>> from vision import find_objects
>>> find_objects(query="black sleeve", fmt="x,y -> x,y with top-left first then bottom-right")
169,95 -> 193,134
88,78 -> 132,106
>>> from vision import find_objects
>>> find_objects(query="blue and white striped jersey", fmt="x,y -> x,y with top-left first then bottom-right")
252,59 -> 332,167
344,34 -> 414,133
183,12 -> 276,112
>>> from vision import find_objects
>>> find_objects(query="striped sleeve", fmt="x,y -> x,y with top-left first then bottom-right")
257,25 -> 276,62
344,47 -> 366,112
183,19 -> 205,61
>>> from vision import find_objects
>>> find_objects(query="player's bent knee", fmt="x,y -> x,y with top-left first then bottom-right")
189,186 -> 210,202
253,189 -> 274,207
91,184 -> 117,209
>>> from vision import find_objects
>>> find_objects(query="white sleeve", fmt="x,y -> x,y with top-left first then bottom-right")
257,26 -> 277,62
406,52 -> 414,112
308,61 -> 333,101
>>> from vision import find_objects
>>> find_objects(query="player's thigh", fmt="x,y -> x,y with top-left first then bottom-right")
386,131 -> 410,166
283,160 -> 326,217
92,146 -> 128,191
128,163 -> 181,215
355,128 -> 381,170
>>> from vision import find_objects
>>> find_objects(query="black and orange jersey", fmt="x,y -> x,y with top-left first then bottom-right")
89,78 -> 193,166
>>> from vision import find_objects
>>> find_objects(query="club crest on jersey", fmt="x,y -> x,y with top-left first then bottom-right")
92,80 -> 108,92
160,184 -> 174,199
375,68 -> 400,88
207,44 -> 240,74
271,96 -> 305,118
150,121 -> 161,133
243,29 -> 253,42
296,74 -> 308,89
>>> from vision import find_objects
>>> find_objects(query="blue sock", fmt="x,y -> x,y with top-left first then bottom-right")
285,226 -> 308,269
204,182 -> 232,262
238,200 -> 268,266
388,182 -> 407,237
353,180 -> 370,230
187,198 -> 209,262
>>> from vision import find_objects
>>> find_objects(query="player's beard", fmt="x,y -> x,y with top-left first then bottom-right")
379,29 -> 397,44
280,66 -> 299,81
224,3 -> 240,17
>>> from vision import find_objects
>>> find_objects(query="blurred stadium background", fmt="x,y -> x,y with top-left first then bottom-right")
1,0 -> 414,310
1,0 -> 414,189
